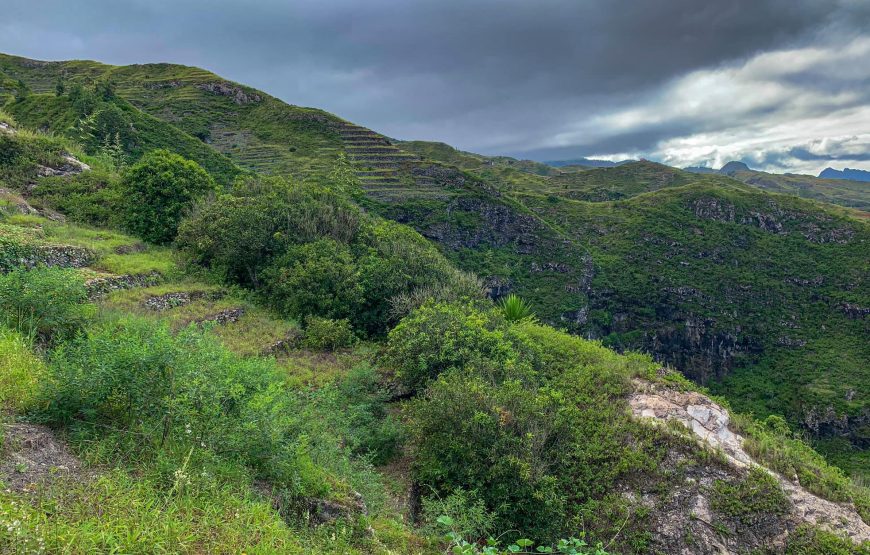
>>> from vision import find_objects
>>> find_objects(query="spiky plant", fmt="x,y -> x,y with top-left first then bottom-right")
500,294 -> 536,323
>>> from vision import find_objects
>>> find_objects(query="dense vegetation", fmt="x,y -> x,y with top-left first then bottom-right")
2,54 -> 869,554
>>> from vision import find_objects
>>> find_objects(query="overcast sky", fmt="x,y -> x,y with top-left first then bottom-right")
2,0 -> 869,174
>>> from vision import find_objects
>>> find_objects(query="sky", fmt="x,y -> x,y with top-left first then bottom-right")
2,0 -> 869,175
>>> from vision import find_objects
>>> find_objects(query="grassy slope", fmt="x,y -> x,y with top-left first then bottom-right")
4,53 -> 868,476
2,109 -> 869,553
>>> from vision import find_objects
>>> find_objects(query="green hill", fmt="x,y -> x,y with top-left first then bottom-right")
6,52 -> 866,477
3,53 -> 870,552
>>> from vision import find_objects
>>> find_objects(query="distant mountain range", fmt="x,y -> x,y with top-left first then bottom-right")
819,167 -> 870,182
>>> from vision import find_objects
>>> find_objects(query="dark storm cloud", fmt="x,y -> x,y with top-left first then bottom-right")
1,0 -> 868,172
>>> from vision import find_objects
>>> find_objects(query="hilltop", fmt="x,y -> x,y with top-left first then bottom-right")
821,167 -> 870,183
2,52 -> 869,553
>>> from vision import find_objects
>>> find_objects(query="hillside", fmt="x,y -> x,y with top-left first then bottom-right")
5,52 -> 867,478
2,112 -> 869,553
718,162 -> 870,212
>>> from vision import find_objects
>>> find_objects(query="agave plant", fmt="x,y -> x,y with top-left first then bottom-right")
500,294 -> 536,323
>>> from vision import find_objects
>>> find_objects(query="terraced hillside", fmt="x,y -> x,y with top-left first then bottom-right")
4,85 -> 870,554
4,53 -> 869,478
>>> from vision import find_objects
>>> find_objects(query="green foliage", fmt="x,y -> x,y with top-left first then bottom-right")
0,470 -> 315,554
711,466 -> 790,524
41,317 -> 338,498
177,176 -> 360,286
421,488 -> 495,542
303,315 -> 357,351
265,238 -> 362,321
179,176 -> 479,337
383,302 -> 516,394
0,127 -> 69,189
784,525 -> 870,555
435,514 -> 609,555
499,294 -> 536,323
400,303 -> 665,543
0,326 -> 46,412
28,168 -> 123,227
314,364 -> 402,465
119,149 -> 216,244
0,266 -> 94,341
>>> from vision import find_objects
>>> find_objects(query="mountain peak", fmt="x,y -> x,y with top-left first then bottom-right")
719,160 -> 751,175
819,167 -> 870,182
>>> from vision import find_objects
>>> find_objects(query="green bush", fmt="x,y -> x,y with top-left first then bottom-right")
314,365 -> 402,465
0,326 -> 46,412
408,369 -> 568,541
397,303 -> 670,544
303,315 -> 357,351
120,149 -> 216,244
29,169 -> 123,227
176,176 -> 361,286
265,239 -> 362,321
382,302 -> 517,394
42,316 -> 335,497
0,266 -> 94,341
177,177 -> 482,337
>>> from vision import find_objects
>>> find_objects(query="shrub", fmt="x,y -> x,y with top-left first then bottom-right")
0,326 -> 46,412
0,267 -> 94,341
41,317 -> 335,495
499,294 -> 536,323
176,176 -> 360,286
29,169 -> 123,227
398,303 -> 667,544
407,369 -> 568,541
264,239 -> 361,321
303,316 -> 357,351
120,149 -> 216,244
420,488 -> 495,542
314,365 -> 402,465
382,302 -> 517,394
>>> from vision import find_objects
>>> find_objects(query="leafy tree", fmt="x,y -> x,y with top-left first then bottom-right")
54,77 -> 65,97
119,149 -> 216,244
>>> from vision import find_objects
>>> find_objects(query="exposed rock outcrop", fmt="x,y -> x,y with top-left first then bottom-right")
195,82 -> 262,104
36,154 -> 90,178
629,380 -> 870,553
